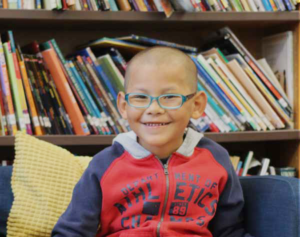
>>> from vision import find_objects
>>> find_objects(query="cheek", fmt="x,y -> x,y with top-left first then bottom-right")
126,108 -> 143,122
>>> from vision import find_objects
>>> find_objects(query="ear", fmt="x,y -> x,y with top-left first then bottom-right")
191,91 -> 207,119
117,91 -> 128,120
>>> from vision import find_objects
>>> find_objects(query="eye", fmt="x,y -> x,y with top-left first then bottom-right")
162,95 -> 178,100
131,94 -> 148,100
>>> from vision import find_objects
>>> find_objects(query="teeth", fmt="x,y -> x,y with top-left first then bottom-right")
145,123 -> 168,126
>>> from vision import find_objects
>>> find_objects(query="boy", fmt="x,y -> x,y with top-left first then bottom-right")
52,47 -> 253,237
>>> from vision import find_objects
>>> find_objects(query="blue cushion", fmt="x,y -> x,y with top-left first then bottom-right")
240,176 -> 300,237
0,166 -> 14,237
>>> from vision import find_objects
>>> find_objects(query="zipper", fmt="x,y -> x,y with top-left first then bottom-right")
155,157 -> 171,237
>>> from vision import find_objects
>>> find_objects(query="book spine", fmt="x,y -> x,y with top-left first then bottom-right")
116,0 -> 131,10
0,88 -> 8,135
37,57 -> 67,134
8,31 -> 32,135
0,37 -> 17,135
143,0 -> 153,10
24,56 -> 47,134
17,49 -> 43,135
28,55 -> 55,134
97,55 -> 124,92
3,42 -> 26,132
109,47 -> 127,76
107,0 -> 118,10
135,0 -> 148,10
41,44 -> 89,135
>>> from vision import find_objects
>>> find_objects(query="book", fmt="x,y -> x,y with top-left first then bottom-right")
269,166 -> 276,175
0,36 -> 17,135
159,0 -> 174,17
117,34 -> 198,54
236,161 -> 243,175
262,31 -> 293,108
97,54 -> 124,93
257,58 -> 288,103
135,0 -> 148,10
40,42 -> 89,135
35,56 -> 66,134
0,105 -> 5,136
23,55 -> 48,134
79,37 -> 146,60
0,88 -> 8,135
16,46 -> 43,135
115,0 -> 131,10
170,0 -> 196,11
230,156 -> 240,170
107,47 -> 127,76
152,0 -> 164,10
107,0 -> 119,10
3,42 -> 26,132
258,158 -> 271,175
241,150 -> 254,176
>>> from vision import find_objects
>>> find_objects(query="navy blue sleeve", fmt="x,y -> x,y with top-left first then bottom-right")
51,143 -> 124,237
199,138 -> 254,237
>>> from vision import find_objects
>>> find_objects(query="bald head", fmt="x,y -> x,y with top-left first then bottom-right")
124,47 -> 198,92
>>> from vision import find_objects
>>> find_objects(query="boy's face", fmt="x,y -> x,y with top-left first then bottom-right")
117,63 -> 207,158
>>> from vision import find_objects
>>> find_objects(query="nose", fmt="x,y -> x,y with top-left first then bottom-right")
145,98 -> 165,114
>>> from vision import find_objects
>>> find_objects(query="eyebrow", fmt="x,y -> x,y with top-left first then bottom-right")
132,87 -> 179,93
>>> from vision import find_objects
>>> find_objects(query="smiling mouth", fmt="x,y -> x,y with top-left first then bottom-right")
143,122 -> 171,127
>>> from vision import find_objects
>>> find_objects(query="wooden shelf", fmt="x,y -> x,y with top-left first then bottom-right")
0,10 -> 300,30
1,130 -> 299,146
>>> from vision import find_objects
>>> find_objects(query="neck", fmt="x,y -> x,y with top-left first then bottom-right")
137,136 -> 184,159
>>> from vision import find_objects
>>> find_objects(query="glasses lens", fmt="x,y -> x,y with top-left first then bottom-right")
128,94 -> 150,107
159,95 -> 182,108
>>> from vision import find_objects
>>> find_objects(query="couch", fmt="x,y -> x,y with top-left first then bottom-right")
0,165 -> 299,237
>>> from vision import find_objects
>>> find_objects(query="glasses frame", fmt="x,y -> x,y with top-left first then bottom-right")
125,92 -> 197,110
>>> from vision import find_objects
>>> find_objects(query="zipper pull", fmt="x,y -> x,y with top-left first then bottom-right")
163,164 -> 169,175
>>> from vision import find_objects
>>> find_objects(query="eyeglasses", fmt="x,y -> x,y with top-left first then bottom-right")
125,92 -> 197,109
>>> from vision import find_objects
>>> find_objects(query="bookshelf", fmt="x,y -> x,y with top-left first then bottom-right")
0,10 -> 300,177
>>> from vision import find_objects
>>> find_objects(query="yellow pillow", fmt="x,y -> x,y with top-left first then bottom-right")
7,132 -> 92,237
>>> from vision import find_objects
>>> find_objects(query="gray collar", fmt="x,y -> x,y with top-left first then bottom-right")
113,127 -> 203,159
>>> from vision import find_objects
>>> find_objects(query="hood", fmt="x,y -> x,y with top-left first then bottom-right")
112,127 -> 203,159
